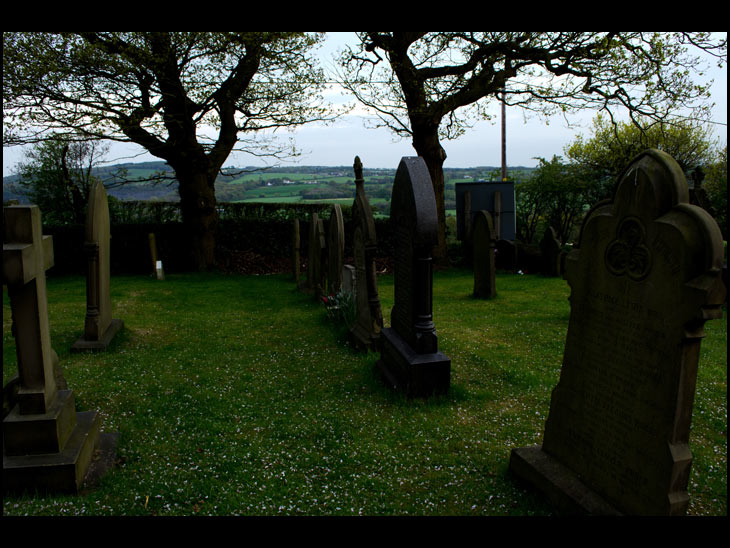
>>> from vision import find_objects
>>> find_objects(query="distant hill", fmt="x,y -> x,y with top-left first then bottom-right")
3,161 -> 535,205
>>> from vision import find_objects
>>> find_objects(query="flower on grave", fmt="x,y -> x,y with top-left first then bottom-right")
321,290 -> 356,328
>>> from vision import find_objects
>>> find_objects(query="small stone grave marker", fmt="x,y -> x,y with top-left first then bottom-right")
539,226 -> 561,277
376,157 -> 451,397
472,210 -> 497,299
509,149 -> 726,515
305,212 -> 327,299
327,203 -> 345,296
493,190 -> 502,240
292,219 -> 301,282
148,233 -> 164,280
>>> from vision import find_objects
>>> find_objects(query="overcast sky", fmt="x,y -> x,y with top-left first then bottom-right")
3,32 -> 727,177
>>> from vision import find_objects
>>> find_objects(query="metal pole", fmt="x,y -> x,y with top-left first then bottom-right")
501,87 -> 507,181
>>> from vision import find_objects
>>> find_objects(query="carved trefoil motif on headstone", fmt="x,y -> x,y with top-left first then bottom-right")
349,156 -> 383,351
3,205 -> 118,493
604,217 -> 651,280
509,149 -> 726,515
376,157 -> 451,397
72,181 -> 124,351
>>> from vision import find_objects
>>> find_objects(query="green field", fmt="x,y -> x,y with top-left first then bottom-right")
3,270 -> 726,516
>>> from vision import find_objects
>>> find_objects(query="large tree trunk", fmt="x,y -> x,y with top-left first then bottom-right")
175,166 -> 219,271
412,124 -> 448,262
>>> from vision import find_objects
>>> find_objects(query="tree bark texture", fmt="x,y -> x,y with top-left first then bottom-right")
171,158 -> 219,271
412,124 -> 448,262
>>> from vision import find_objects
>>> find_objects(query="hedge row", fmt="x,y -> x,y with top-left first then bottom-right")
106,200 -> 351,224
42,213 -> 398,276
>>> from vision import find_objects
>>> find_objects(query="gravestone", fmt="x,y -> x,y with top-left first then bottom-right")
327,204 -> 345,296
3,205 -> 118,493
306,212 -> 327,299
539,226 -> 561,277
509,149 -> 726,515
472,210 -> 497,299
342,264 -> 356,295
463,191 -> 473,241
72,181 -> 124,351
376,157 -> 451,397
496,239 -> 516,271
148,233 -> 164,280
688,166 -> 715,216
493,190 -> 502,240
349,156 -> 383,351
292,219 -> 301,282
455,181 -> 516,241
148,233 -> 158,274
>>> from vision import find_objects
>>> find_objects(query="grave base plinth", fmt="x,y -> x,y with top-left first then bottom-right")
4,390 -> 76,455
376,327 -> 450,397
3,408 -> 116,494
349,323 -> 379,353
509,445 -> 622,515
71,318 -> 124,352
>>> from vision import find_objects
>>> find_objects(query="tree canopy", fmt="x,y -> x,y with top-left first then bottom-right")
565,113 -> 721,182
3,32 -> 330,157
3,32 -> 332,269
337,32 -> 727,258
11,136 -> 109,225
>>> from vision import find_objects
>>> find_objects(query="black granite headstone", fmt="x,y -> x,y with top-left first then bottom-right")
376,157 -> 451,397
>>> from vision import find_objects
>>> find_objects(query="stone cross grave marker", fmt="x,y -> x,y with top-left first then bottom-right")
72,181 -> 124,351
539,225 -> 561,277
306,212 -> 327,299
376,157 -> 451,397
327,203 -> 345,296
3,205 -> 118,493
349,156 -> 383,351
509,149 -> 726,515
472,210 -> 497,299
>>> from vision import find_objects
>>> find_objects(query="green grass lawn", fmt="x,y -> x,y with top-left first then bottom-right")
2,269 -> 727,516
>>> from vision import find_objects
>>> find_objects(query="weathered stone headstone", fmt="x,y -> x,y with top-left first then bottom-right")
376,157 -> 451,397
148,232 -> 164,280
688,166 -> 715,217
292,219 -> 301,282
493,190 -> 502,240
72,181 -> 124,351
306,212 -> 327,299
349,156 -> 383,351
327,204 -> 345,296
539,226 -> 561,277
342,264 -> 356,295
509,149 -> 726,515
463,190 -> 473,241
148,233 -> 158,274
472,210 -> 497,299
3,205 -> 118,493
496,239 -> 516,271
